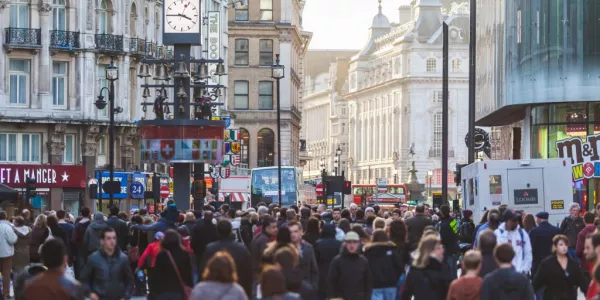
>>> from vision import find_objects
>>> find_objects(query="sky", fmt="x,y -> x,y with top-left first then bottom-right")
303,0 -> 411,50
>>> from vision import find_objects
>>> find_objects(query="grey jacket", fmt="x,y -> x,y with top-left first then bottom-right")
81,248 -> 133,300
83,219 -> 108,254
190,281 -> 248,300
298,240 -> 319,291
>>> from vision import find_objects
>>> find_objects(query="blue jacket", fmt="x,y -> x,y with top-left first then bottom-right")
81,248 -> 133,300
160,203 -> 179,224
135,218 -> 176,234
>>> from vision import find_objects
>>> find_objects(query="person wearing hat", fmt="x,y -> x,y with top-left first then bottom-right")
494,209 -> 533,274
528,211 -> 561,276
327,231 -> 372,300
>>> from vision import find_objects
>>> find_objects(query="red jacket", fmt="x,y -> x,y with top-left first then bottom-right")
182,237 -> 193,254
138,241 -> 161,268
577,225 -> 596,271
587,263 -> 599,300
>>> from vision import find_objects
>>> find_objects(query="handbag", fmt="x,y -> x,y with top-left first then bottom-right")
128,230 -> 141,263
166,250 -> 192,300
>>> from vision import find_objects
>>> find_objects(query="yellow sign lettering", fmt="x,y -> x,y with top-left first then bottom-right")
572,165 -> 584,181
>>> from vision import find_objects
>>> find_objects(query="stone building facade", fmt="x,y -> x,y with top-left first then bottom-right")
227,0 -> 311,169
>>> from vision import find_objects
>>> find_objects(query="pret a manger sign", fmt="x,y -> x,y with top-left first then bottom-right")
0,165 -> 86,188
556,134 -> 600,181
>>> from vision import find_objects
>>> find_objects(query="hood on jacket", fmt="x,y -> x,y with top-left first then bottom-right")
14,226 -> 31,237
320,224 -> 336,239
93,212 -> 104,221
90,220 -> 108,230
363,241 -> 396,252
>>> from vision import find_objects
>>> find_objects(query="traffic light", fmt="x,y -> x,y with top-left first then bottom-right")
454,164 -> 467,186
192,179 -> 206,200
343,181 -> 352,195
152,174 -> 161,200
25,177 -> 36,201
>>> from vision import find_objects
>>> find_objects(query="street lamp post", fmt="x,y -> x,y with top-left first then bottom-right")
271,54 -> 285,206
335,145 -> 342,176
95,57 -> 122,208
427,170 -> 433,200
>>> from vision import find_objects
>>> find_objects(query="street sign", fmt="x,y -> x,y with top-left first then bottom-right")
160,185 -> 170,198
316,183 -> 323,196
377,178 -> 387,193
129,181 -> 145,199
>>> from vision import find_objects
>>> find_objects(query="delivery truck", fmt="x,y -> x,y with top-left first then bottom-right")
460,159 -> 572,226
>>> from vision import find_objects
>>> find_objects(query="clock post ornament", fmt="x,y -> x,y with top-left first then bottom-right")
137,0 -> 227,211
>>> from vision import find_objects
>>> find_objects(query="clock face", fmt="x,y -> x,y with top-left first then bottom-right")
165,0 -> 199,33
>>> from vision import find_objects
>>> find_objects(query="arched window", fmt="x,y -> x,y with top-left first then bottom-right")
240,128 -> 250,168
130,3 -> 137,37
257,128 -> 274,167
10,0 -> 29,28
99,0 -> 109,33
53,0 -> 66,30
426,58 -> 437,73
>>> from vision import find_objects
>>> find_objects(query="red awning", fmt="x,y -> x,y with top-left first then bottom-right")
218,192 -> 248,202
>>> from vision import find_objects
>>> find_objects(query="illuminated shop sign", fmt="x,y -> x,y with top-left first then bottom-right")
556,134 -> 600,181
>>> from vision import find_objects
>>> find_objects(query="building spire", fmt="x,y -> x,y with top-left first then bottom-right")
378,0 -> 382,14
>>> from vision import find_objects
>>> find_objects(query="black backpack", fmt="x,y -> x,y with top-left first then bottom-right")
459,220 -> 475,243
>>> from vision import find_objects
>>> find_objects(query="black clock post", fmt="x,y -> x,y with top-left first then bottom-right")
136,1 -> 227,211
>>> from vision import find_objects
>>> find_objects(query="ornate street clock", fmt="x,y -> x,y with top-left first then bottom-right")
163,0 -> 202,45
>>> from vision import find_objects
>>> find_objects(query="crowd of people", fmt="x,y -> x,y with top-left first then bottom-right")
0,200 -> 600,299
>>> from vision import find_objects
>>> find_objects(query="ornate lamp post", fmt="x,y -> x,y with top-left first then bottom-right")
271,54 -> 285,206
335,145 -> 342,176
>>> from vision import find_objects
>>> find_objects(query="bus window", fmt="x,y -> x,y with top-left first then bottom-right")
353,187 -> 363,195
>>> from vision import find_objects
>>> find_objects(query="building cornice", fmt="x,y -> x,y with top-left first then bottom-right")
344,76 -> 469,97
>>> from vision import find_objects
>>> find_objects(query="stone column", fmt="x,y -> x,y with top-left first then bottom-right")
38,1 -> 53,110
82,125 -> 102,209
119,127 -> 137,170
46,124 -> 65,210
0,1 -> 8,98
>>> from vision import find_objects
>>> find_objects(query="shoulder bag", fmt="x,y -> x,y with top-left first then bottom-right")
166,250 -> 192,300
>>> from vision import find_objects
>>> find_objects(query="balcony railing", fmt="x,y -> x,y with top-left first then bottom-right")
145,41 -> 156,58
95,33 -> 124,52
129,38 -> 146,55
50,30 -> 80,49
4,28 -> 41,47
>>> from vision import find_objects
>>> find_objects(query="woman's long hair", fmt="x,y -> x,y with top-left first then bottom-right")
412,235 -> 441,268
202,251 -> 238,283
34,215 -> 47,229
523,214 -> 536,232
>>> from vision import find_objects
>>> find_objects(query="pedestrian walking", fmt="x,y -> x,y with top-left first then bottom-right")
288,221 -> 319,291
533,235 -> 587,300
71,207 -> 91,279
364,230 -> 404,300
560,203 -> 585,259
405,204 -> 433,252
259,265 -> 300,300
153,229 -> 193,300
273,245 -> 316,299
529,211 -> 560,276
524,214 -> 537,233
106,206 -> 130,252
191,211 -> 218,268
327,231 -> 372,300
12,216 -> 32,276
577,212 -> 596,282
251,216 -> 278,280
29,215 -> 49,263
402,235 -> 451,300
494,209 -> 533,274
55,210 -> 74,263
314,224 -> 342,300
191,251 -> 248,300
446,250 -> 482,300
438,205 -> 459,279
81,227 -> 133,300
480,243 -> 534,300
22,239 -> 84,300
477,229 -> 498,278
200,219 -> 252,297
302,218 -> 320,246
137,232 -> 164,300
0,211 -> 17,298
83,213 -> 109,256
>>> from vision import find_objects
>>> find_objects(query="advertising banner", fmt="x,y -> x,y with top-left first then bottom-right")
0,165 -> 86,188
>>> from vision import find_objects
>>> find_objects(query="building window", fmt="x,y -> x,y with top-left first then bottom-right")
52,62 -> 68,108
452,59 -> 461,72
53,0 -> 66,30
433,91 -> 443,103
64,134 -> 74,164
258,81 -> 273,110
96,65 -> 108,117
98,136 -> 106,155
517,9 -> 522,44
98,0 -> 109,33
9,60 -> 30,105
235,39 -> 249,66
240,128 -> 250,167
9,0 -> 29,27
260,0 -> 273,21
426,58 -> 437,73
257,128 -> 275,167
432,113 -> 442,157
259,39 -> 273,66
235,4 -> 248,21
234,81 -> 249,109
0,133 -> 41,163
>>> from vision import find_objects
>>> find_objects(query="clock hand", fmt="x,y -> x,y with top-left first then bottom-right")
166,14 -> 180,16
179,14 -> 192,20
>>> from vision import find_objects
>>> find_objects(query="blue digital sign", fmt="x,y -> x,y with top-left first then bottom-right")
96,171 -> 129,199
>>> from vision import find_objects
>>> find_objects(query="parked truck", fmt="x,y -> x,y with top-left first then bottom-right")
460,159 -> 572,226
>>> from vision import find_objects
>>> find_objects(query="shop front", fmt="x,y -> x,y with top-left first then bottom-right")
0,164 -> 86,214
530,103 -> 600,211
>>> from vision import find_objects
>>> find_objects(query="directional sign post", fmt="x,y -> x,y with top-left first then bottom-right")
129,181 -> 145,199
160,185 -> 170,198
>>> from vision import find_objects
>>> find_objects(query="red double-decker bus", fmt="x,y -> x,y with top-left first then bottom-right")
352,183 -> 408,207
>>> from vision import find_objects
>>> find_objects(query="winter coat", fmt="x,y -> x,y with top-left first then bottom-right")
251,231 -> 272,279
29,226 -> 49,262
182,220 -> 196,239
314,225 -> 342,296
327,247 -> 372,300
532,254 -> 587,300
447,276 -> 482,300
81,248 -> 133,300
438,216 -> 459,256
480,267 -> 535,300
138,240 -> 162,268
200,236 -> 252,297
297,240 -> 319,291
494,223 -> 533,274
529,220 -> 561,275
402,257 -> 451,300
282,267 -> 317,300
13,225 -> 32,271
405,214 -> 434,252
191,219 -> 218,263
479,251 -> 499,279
153,247 -> 193,295
0,220 -> 18,258
302,232 -> 319,246
190,281 -> 248,300
83,220 -> 108,255
22,269 -> 85,300
134,218 -> 177,235
577,224 -> 596,272
71,219 -> 90,257
363,241 -> 404,288
560,216 -> 586,249
160,203 -> 179,224
106,216 -> 130,252
239,217 -> 253,249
